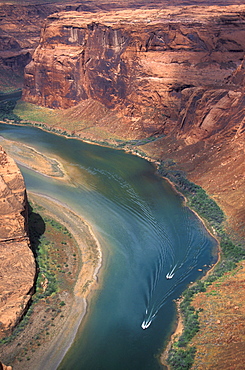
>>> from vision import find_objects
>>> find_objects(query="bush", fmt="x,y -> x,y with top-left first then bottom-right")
168,347 -> 196,370
0,99 -> 20,122
221,239 -> 245,262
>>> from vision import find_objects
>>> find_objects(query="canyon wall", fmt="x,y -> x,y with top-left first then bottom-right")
0,2 -> 244,368
0,3 -> 55,91
0,2 -> 93,91
22,6 -> 245,138
0,146 -> 35,339
21,5 -> 245,237
0,0 -> 189,91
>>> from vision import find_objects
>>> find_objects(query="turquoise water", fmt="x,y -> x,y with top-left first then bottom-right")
0,123 -> 217,369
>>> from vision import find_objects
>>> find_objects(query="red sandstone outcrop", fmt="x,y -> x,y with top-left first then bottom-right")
0,2 -> 88,91
23,5 -> 245,139
0,0 -> 183,91
22,5 -> 245,237
0,146 -> 35,339
0,361 -> 12,370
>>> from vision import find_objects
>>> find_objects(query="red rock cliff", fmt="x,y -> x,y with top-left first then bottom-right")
23,6 -> 245,138
0,2 -> 90,91
0,146 -> 35,339
21,5 -> 245,238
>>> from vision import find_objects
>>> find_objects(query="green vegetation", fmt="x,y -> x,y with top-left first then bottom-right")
14,101 -> 60,125
13,101 -> 164,150
168,347 -> 196,370
158,160 -> 245,369
0,99 -> 21,122
13,101 -> 113,146
158,160 -> 224,227
14,101 -> 95,136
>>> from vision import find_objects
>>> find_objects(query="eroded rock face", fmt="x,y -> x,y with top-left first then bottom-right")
0,2 -> 83,91
23,6 -> 245,138
0,146 -> 35,339
21,5 -> 245,237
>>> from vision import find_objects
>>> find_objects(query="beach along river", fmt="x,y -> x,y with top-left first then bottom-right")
0,123 -> 217,370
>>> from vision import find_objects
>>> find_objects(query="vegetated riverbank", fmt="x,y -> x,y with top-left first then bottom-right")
0,193 -> 102,370
157,161 -> 245,370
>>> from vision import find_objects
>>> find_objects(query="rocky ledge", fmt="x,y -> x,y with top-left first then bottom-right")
0,145 -> 35,339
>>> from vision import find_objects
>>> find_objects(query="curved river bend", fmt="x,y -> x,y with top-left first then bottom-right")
0,123 -> 217,370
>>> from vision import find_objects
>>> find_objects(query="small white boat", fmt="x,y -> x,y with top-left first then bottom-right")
166,264 -> 177,279
141,320 -> 152,329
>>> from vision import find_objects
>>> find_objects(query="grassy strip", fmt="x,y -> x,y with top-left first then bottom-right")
158,160 -> 245,370
13,101 -> 164,150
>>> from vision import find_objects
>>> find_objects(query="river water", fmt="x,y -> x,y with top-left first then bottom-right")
0,123 -> 217,370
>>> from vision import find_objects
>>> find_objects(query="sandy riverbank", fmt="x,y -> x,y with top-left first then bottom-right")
160,298 -> 184,369
0,127 -> 105,369
0,190 -> 103,370
157,171 -> 222,368
27,192 -> 103,370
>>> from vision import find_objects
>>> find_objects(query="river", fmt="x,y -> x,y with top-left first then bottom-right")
0,123 -> 217,370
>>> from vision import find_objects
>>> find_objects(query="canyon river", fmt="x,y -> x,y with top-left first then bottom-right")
0,123 -> 217,370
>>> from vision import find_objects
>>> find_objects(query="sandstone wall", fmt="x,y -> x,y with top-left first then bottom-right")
22,5 -> 245,237
0,2 -> 83,91
22,6 -> 245,138
0,146 -> 35,339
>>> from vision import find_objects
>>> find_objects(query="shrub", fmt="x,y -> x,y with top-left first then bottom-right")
168,347 -> 196,370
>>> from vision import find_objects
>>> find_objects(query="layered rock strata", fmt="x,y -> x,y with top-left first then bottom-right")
142,55 -> 245,238
22,5 -> 245,237
0,2 -> 88,91
0,146 -> 35,339
23,6 -> 245,137
0,0 -> 188,90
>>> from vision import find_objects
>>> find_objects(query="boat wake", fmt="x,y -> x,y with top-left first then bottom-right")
139,204 -> 214,331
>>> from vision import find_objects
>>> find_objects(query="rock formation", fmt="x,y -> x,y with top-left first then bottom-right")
0,146 -> 35,339
0,2 -> 89,91
0,1 -> 245,368
0,0 -> 182,91
21,5 -> 245,237
23,5 -> 245,137
0,360 -> 12,370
